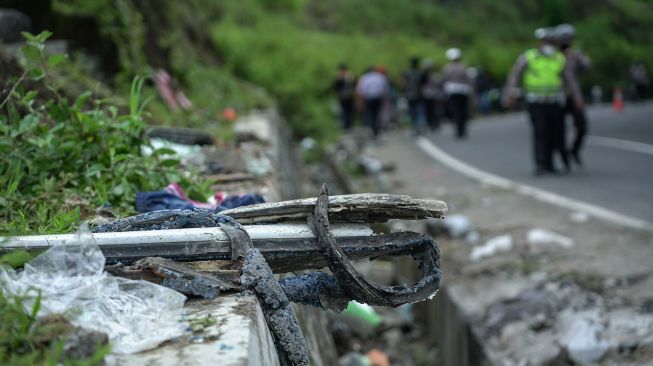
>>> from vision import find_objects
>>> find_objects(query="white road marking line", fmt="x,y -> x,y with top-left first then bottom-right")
416,137 -> 653,231
587,135 -> 653,156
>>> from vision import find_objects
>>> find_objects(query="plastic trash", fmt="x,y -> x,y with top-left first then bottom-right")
527,228 -> 574,252
0,226 -> 187,354
558,309 -> 610,364
442,214 -> 471,238
470,234 -> 513,262
569,211 -> 590,224
465,230 -> 480,245
344,301 -> 382,327
359,155 -> 384,175
300,137 -> 317,151
141,137 -> 206,172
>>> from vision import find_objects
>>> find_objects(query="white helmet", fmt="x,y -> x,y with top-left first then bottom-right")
534,27 -> 550,40
555,23 -> 575,42
446,48 -> 462,61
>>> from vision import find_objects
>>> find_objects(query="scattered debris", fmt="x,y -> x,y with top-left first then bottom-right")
234,114 -> 274,144
2,186 -> 446,365
558,309 -> 611,364
478,277 -> 653,365
526,228 -> 575,252
465,230 -> 480,245
133,257 -> 239,299
569,210 -> 590,224
442,214 -> 472,239
153,70 -> 193,112
300,137 -> 317,151
470,234 -> 513,262
135,182 -> 265,213
221,192 -> 447,224
343,301 -> 383,327
0,227 -> 187,354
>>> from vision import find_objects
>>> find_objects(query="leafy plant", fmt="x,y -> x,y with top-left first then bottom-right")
0,288 -> 109,365
0,248 -> 109,365
0,31 -> 207,235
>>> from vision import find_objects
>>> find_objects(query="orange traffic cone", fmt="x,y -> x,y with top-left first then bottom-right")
612,87 -> 624,112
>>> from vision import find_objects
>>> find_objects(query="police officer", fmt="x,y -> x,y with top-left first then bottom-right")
505,28 -> 583,176
443,48 -> 474,139
555,24 -> 591,165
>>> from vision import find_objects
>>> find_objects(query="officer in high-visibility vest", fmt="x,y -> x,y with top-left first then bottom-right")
505,27 -> 583,176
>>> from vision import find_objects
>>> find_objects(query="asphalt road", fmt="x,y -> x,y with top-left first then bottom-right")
426,102 -> 653,222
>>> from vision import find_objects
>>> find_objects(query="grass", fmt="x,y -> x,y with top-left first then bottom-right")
0,251 -> 109,365
211,0 -> 653,142
0,32 -> 212,235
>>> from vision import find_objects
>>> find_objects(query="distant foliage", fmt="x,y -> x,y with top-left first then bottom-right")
212,0 -> 652,141
49,0 -> 272,129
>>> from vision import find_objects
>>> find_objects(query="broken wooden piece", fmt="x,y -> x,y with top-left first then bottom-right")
136,257 -> 239,299
221,193 -> 447,224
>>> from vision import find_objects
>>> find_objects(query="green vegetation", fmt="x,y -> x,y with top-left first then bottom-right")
0,291 -> 109,366
48,0 -> 272,130
0,32 -> 208,235
0,251 -> 109,365
212,0 -> 653,140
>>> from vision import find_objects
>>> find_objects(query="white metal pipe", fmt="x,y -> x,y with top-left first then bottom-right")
1,224 -> 373,250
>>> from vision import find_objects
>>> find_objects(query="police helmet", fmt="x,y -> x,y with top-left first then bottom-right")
554,24 -> 575,42
445,48 -> 462,61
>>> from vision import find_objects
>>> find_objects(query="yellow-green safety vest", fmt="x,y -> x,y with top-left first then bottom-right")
523,48 -> 566,95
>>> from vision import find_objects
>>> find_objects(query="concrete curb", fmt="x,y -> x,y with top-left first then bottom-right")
416,137 -> 653,232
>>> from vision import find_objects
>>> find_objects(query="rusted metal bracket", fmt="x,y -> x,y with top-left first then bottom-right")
228,223 -> 310,366
306,184 -> 441,308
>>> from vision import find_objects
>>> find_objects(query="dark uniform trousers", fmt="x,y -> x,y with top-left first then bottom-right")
563,96 -> 587,157
449,94 -> 469,138
364,97 -> 383,137
339,98 -> 355,130
527,102 -> 568,170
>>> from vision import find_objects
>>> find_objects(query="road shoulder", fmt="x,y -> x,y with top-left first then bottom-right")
367,131 -> 653,365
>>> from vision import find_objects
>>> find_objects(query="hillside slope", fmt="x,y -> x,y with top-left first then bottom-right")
213,0 -> 653,139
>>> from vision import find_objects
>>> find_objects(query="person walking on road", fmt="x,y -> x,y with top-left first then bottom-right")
401,57 -> 424,134
332,63 -> 356,131
356,66 -> 389,138
420,59 -> 443,133
630,60 -> 650,101
505,28 -> 583,176
555,24 -> 591,165
443,48 -> 474,139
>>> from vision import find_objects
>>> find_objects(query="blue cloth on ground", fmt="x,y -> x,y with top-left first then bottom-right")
135,190 -> 265,213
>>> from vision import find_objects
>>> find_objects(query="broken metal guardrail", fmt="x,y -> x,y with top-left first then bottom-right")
0,186 -> 446,366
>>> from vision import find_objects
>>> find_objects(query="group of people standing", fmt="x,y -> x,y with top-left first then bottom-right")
332,48 -> 475,140
505,23 -> 591,176
402,49 -> 475,139
333,23 -> 595,177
